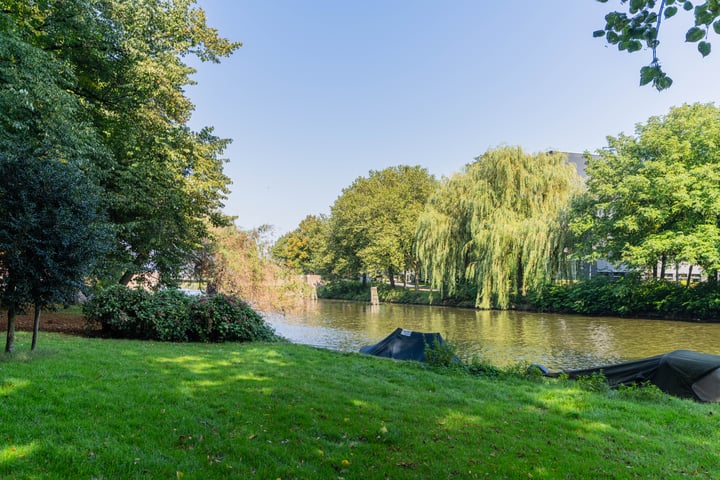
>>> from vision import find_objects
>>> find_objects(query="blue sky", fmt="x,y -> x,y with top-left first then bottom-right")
186,1 -> 720,236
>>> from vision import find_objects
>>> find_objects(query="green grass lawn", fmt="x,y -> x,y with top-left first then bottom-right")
1,332 -> 718,479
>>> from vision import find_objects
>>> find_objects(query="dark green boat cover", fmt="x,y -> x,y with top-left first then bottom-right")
559,350 -> 720,402
359,328 -> 445,362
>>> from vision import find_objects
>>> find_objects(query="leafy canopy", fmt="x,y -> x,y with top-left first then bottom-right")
3,0 -> 241,286
327,166 -> 437,285
571,102 -> 720,276
416,147 -> 583,309
596,0 -> 720,90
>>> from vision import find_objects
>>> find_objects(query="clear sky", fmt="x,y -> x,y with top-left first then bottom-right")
186,1 -> 720,237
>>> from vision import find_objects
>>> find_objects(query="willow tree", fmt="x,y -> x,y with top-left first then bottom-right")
416,147 -> 584,309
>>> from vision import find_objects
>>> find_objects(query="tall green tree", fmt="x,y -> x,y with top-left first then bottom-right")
3,0 -> 240,285
327,166 -> 437,287
272,215 -> 330,274
416,147 -> 583,309
1,8 -> 109,351
595,0 -> 720,90
0,158 -> 107,352
571,103 -> 720,280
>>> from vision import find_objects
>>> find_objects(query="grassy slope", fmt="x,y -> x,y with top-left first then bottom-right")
0,332 -> 718,479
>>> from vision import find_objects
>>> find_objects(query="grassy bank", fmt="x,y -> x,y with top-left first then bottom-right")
1,333 -> 718,479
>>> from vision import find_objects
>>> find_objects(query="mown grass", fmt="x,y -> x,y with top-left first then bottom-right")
1,332 -> 718,479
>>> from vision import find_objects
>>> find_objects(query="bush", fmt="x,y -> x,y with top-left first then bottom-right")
317,280 -> 370,302
85,286 -> 276,343
145,289 -> 194,342
84,285 -> 154,339
527,276 -> 720,320
424,339 -> 458,368
188,294 -> 277,343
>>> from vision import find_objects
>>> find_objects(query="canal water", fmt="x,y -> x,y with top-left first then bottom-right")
263,299 -> 720,371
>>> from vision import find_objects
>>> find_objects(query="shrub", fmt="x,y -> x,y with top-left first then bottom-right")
575,371 -> 610,393
145,289 -> 194,342
377,284 -> 433,305
84,285 -> 153,338
188,294 -> 277,343
317,280 -> 370,302
85,286 -> 277,343
527,276 -> 720,320
424,338 -> 458,368
616,381 -> 670,403
464,355 -> 502,377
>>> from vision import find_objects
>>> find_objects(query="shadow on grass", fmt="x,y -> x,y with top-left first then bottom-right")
0,332 -> 718,479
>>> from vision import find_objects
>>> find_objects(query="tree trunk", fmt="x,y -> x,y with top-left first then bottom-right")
31,304 -> 42,351
388,265 -> 396,289
5,305 -> 16,353
687,265 -> 693,288
659,255 -> 666,280
120,252 -> 150,285
119,269 -> 135,286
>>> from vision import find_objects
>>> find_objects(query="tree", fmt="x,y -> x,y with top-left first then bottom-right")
595,0 -> 720,90
327,166 -> 437,287
4,0 -> 240,285
201,225 -> 312,311
571,103 -> 720,280
0,157 -> 107,352
0,12 -> 109,352
416,147 -> 584,309
272,215 -> 330,274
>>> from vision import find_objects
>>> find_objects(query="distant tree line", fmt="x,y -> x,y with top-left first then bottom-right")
272,103 -> 720,312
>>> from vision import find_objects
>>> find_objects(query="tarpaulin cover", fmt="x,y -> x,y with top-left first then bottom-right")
560,350 -> 720,402
359,327 -> 446,362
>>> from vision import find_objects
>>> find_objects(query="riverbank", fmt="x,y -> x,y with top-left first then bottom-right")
318,278 -> 720,322
1,332 -> 717,478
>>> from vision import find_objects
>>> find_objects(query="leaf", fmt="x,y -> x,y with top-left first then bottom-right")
640,65 -> 659,86
627,40 -> 643,52
683,1 -> 694,11
655,74 -> 673,91
714,20 -> 720,35
698,41 -> 712,57
686,26 -> 706,42
664,6 -> 678,18
630,0 -> 646,13
694,6 -> 715,26
593,29 -> 607,38
607,31 -> 620,44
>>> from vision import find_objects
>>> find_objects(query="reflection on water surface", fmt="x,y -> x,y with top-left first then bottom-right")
264,299 -> 720,370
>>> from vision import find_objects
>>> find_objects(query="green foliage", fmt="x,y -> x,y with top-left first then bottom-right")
527,276 -> 720,320
272,214 -> 330,274
327,166 -> 437,284
463,355 -> 503,377
0,157 -> 108,352
3,0 -> 241,286
597,0 -> 720,89
316,280 -> 371,302
84,285 -> 153,338
84,286 -> 276,343
572,103 -> 720,278
617,381 -> 670,403
145,289 -> 195,342
189,294 -> 277,343
377,284 -> 433,305
423,339 -> 458,368
576,371 -> 611,394
416,147 -> 583,309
